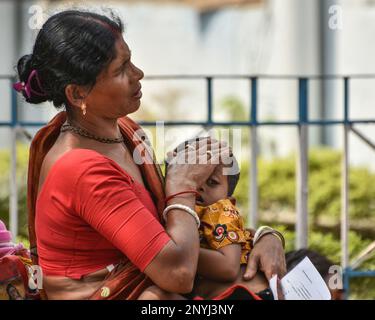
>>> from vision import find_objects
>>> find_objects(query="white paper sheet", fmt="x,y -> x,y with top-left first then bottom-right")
269,274 -> 279,300
269,256 -> 331,300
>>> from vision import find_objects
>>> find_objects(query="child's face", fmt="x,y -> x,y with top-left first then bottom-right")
196,165 -> 229,207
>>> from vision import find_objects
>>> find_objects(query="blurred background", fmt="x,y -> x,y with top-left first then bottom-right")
0,0 -> 374,299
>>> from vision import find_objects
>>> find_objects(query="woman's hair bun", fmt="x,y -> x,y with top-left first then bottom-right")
14,9 -> 124,108
15,54 -> 49,104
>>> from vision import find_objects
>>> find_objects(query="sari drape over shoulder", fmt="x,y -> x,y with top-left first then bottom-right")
27,111 -> 166,300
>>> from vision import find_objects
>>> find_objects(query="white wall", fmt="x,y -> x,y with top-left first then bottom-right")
336,0 -> 375,169
1,0 -> 373,168
0,0 -> 17,148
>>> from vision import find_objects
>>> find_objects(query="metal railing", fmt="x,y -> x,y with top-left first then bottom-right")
2,74 -> 375,298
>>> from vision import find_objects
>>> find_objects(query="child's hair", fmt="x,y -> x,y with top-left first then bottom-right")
285,249 -> 336,278
171,138 -> 240,197
227,155 -> 240,196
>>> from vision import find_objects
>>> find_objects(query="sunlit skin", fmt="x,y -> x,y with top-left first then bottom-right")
84,38 -> 144,117
64,36 -> 145,143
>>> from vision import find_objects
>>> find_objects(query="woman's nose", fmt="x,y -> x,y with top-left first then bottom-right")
131,62 -> 144,81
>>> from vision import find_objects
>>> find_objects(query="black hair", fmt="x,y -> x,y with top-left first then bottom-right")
15,9 -> 124,108
227,156 -> 240,196
169,138 -> 240,197
285,249 -> 336,278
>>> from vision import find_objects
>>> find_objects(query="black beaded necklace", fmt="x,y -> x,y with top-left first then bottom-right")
61,122 -> 124,144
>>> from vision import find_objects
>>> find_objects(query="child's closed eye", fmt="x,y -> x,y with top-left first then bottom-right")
207,178 -> 219,186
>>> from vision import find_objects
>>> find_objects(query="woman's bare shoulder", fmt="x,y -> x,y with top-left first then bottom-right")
38,147 -> 114,193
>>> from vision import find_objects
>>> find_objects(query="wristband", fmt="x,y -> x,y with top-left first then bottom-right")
163,204 -> 200,228
165,190 -> 199,204
253,226 -> 285,248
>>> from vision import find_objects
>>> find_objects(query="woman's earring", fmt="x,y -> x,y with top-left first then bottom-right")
81,103 -> 87,116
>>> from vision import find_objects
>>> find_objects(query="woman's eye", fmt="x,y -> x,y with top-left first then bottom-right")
121,65 -> 127,74
119,61 -> 130,75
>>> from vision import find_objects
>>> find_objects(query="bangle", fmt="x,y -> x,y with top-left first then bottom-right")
162,204 -> 200,228
253,226 -> 285,249
165,190 -> 199,204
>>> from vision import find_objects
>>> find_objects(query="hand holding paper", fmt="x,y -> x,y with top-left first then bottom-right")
270,256 -> 331,300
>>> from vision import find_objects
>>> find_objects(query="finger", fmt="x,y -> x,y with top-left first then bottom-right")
195,138 -> 222,151
277,278 -> 285,300
190,137 -> 214,150
278,264 -> 287,279
219,147 -> 233,165
243,254 -> 260,280
207,143 -> 230,156
264,268 -> 275,281
206,139 -> 221,151
200,150 -> 222,165
166,151 -> 177,163
209,146 -> 231,164
209,145 -> 230,155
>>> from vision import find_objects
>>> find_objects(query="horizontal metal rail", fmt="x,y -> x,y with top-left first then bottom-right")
3,74 -> 375,299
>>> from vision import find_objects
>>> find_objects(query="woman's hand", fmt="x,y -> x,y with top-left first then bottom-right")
243,233 -> 287,281
276,277 -> 285,300
165,138 -> 230,194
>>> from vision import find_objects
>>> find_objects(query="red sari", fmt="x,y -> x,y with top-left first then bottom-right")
27,111 -> 263,300
27,111 -> 166,299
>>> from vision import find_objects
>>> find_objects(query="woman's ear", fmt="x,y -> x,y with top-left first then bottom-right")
65,84 -> 87,109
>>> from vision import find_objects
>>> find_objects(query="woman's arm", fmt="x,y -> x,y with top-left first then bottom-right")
143,194 -> 200,294
144,139 -> 231,293
196,245 -> 242,282
75,146 -> 224,295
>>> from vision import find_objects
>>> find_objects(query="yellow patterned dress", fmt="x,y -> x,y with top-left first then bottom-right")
195,198 -> 253,265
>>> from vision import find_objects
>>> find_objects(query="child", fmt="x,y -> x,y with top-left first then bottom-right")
138,140 -> 271,300
0,220 -> 39,300
186,160 -> 271,299
0,220 -> 27,258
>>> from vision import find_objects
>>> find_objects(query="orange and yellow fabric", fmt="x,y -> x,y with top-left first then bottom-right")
195,198 -> 253,265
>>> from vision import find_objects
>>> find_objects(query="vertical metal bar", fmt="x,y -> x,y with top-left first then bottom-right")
249,77 -> 258,227
343,268 -> 351,300
341,77 -> 350,271
10,79 -> 18,237
207,77 -> 213,125
296,78 -> 309,249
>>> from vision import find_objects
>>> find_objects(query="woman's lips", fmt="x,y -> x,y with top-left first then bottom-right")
133,86 -> 142,99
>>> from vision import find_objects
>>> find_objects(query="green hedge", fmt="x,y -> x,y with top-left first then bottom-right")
234,147 -> 375,221
273,225 -> 375,299
0,144 -> 29,237
232,148 -> 375,299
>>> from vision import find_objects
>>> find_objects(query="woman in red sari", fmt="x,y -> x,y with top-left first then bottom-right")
15,9 -> 286,300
